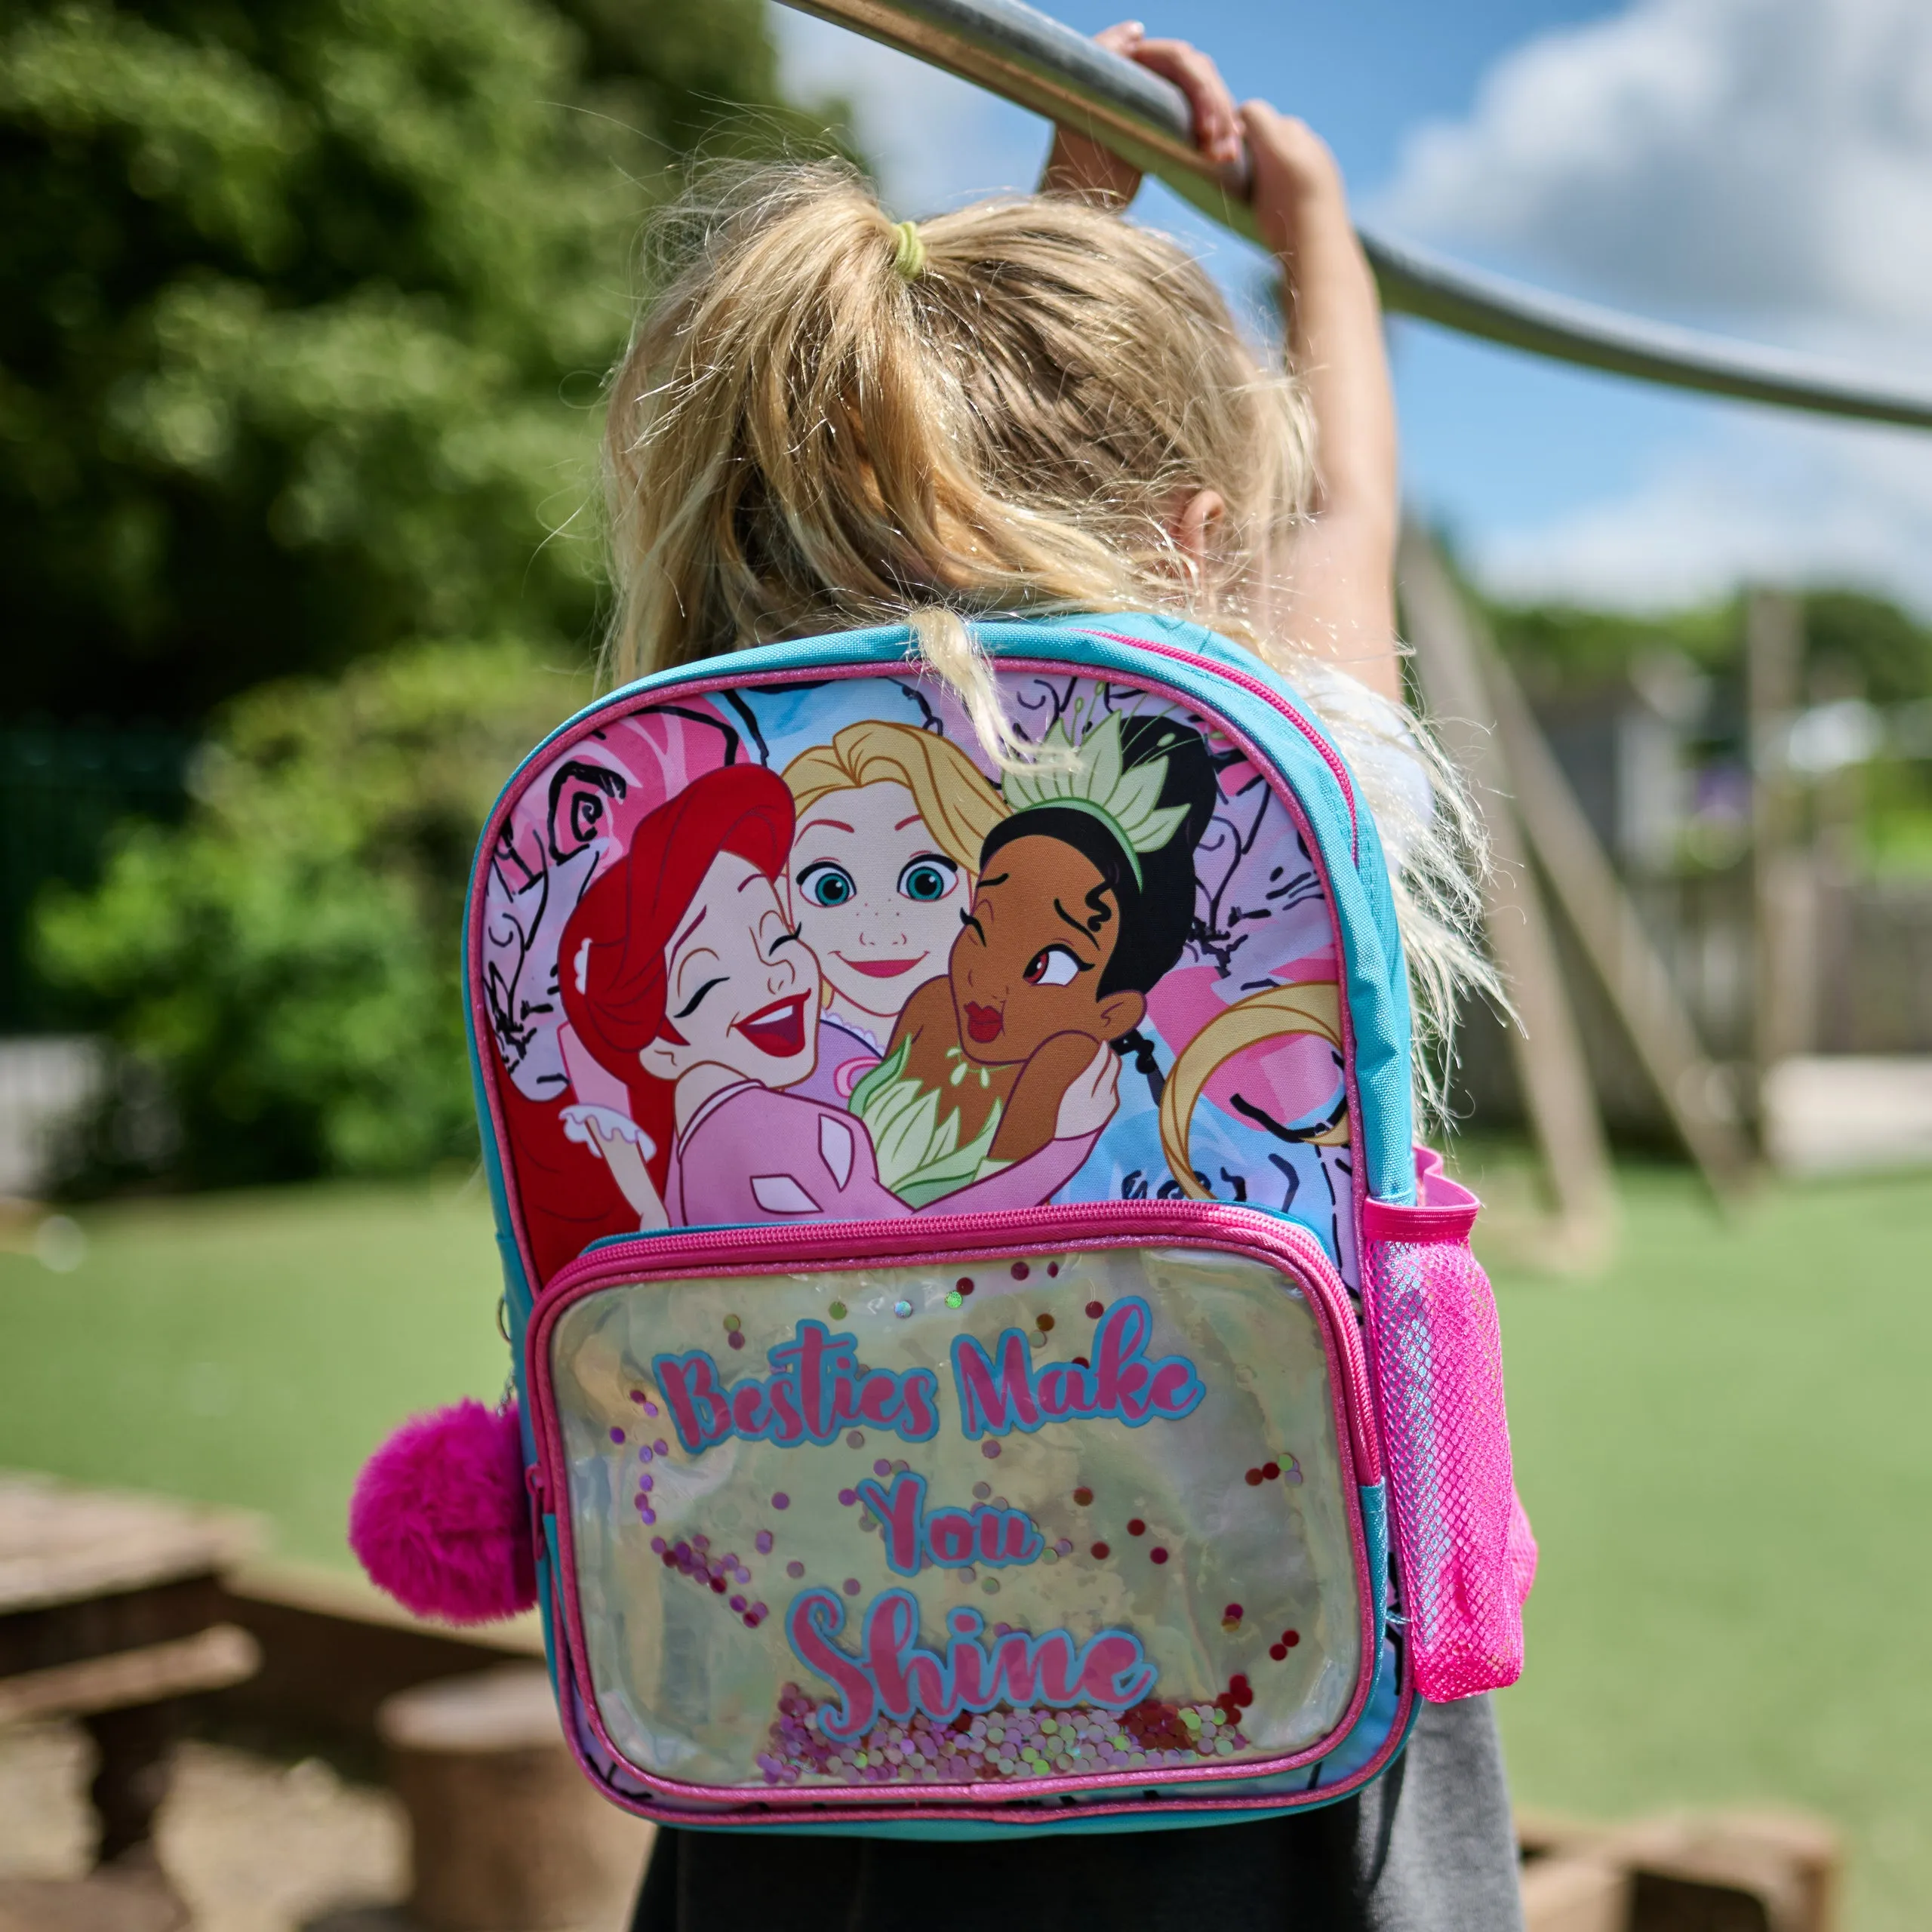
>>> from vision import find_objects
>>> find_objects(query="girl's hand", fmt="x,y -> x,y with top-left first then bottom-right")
1053,1042 -> 1121,1141
1040,23 -> 1243,208
1238,104 -> 1349,272
592,1121 -> 669,1232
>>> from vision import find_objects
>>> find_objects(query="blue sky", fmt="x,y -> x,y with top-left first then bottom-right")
774,0 -> 1932,615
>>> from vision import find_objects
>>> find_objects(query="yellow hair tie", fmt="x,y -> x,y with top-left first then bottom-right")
890,218 -> 926,281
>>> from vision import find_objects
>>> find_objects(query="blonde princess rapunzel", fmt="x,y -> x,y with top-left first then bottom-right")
780,721 -> 1008,1068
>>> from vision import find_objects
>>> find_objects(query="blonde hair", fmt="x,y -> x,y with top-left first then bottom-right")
601,161 -> 1496,1130
1158,984 -> 1349,1198
782,721 -> 1006,875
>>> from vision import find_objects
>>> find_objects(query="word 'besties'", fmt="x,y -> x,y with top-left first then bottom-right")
654,1321 -> 938,1452
788,1590 -> 1157,1740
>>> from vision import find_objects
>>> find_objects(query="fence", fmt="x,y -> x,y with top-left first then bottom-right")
1458,857 -> 1932,1138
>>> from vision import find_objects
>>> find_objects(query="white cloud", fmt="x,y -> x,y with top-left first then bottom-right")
1473,412 -> 1932,612
1378,0 -> 1932,614
768,7 -> 1047,214
1379,0 -> 1932,334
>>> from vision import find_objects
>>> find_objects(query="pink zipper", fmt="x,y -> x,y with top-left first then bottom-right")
1081,631 -> 1359,860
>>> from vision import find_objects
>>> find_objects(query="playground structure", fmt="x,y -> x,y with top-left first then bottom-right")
782,0 -> 1932,432
784,0 -> 1932,1254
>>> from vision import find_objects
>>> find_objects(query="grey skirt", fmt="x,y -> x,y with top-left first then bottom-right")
629,1694 -> 1524,1932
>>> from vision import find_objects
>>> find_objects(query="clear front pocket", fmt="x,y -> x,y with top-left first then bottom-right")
528,1205 -> 1382,1814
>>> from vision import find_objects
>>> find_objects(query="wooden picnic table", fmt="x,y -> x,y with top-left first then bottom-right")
0,1473 -> 260,1867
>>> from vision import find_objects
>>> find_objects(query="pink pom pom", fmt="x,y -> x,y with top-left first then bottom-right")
349,1398 -> 537,1624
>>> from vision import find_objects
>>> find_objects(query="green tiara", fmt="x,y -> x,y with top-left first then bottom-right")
1001,713 -> 1189,888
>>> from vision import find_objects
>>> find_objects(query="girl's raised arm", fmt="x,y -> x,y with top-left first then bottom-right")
1041,28 -> 1402,704
1244,105 -> 1401,704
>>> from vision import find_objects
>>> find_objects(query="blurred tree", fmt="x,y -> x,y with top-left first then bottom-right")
1486,589 -> 1932,706
35,641 -> 591,1186
1800,591 -> 1932,707
0,0 -> 838,728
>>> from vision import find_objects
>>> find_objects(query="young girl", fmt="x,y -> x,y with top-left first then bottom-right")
601,23 -> 1514,1931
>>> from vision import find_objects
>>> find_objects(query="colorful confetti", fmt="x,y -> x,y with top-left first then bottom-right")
756,1687 -> 1254,1787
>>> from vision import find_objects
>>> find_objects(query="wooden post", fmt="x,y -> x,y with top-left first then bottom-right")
378,1666 -> 651,1932
1398,525 -> 1617,1257
1747,588 -> 1814,1116
1478,631 -> 1756,1199
1401,524 -> 1753,1211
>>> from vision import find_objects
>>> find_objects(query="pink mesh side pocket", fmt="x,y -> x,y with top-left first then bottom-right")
1361,1149 -> 1530,1702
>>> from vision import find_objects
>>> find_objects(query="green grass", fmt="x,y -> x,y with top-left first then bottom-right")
0,1179 -> 506,1565
1472,1158 -> 1932,1932
2,1164 -> 1927,1926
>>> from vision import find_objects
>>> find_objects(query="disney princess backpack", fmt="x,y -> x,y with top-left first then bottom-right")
352,612 -> 1535,1836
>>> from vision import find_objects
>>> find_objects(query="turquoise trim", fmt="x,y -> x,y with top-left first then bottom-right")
1361,1479 -> 1391,1654
537,1516 -> 561,1699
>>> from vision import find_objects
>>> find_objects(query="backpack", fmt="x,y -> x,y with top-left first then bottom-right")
389,612 -> 1533,1837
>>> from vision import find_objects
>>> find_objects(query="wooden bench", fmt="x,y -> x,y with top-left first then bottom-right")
0,1474 -> 263,1932
1520,1806 -> 1842,1932
378,1667 -> 651,1932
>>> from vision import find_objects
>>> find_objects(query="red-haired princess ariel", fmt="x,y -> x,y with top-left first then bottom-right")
556,765 -> 1118,1230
